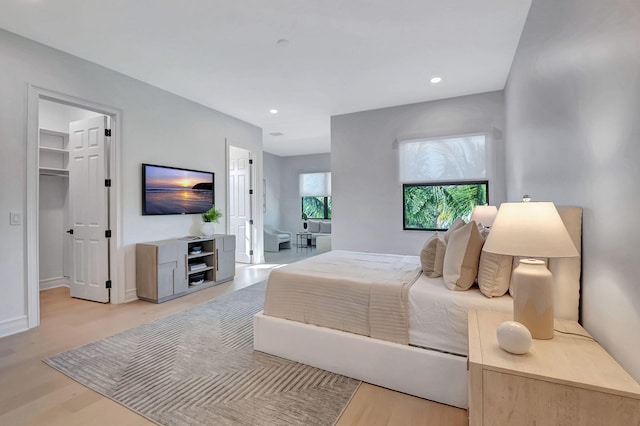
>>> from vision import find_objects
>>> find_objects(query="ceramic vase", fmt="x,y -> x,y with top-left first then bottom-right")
200,222 -> 215,236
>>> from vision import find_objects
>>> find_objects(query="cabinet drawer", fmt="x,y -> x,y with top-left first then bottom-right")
483,370 -> 640,425
157,243 -> 179,264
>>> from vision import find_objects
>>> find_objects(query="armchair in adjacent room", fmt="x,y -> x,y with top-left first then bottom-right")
264,225 -> 292,252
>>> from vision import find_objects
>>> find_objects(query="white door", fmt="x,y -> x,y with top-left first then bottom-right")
229,146 -> 253,263
68,116 -> 110,302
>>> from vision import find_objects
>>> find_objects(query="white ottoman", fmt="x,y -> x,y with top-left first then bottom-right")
316,235 -> 332,254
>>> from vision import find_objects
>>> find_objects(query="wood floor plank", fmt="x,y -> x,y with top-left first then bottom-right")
337,383 -> 468,426
0,264 -> 468,425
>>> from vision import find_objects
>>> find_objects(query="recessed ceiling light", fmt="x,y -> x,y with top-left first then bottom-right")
269,109 -> 278,114
430,76 -> 442,84
276,39 -> 289,47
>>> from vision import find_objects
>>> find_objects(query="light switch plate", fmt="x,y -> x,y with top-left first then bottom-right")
10,212 -> 21,225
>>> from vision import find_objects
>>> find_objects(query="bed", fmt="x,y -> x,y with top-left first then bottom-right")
254,207 -> 582,409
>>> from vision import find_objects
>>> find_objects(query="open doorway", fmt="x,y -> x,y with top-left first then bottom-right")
26,87 -> 122,329
228,145 -> 255,263
38,99 -> 111,303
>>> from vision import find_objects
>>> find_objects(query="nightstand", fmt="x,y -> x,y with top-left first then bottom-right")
468,309 -> 640,426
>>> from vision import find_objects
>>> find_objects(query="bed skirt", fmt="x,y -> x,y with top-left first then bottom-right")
253,311 -> 468,409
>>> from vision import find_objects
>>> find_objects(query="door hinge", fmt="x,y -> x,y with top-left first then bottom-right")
105,129 -> 112,137
105,179 -> 111,187
249,250 -> 254,256
105,230 -> 112,238
249,189 -> 253,195
249,159 -> 253,165
249,219 -> 254,225
105,280 -> 112,289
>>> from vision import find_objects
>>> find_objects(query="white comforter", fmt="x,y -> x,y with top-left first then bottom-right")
408,273 -> 512,355
263,250 -> 422,344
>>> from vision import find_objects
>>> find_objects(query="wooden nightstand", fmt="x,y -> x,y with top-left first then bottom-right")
468,309 -> 640,426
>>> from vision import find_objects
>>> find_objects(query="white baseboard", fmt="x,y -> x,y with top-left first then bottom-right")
124,288 -> 138,303
39,277 -> 70,291
0,315 -> 28,338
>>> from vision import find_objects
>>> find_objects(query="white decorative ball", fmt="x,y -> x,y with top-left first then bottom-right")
496,321 -> 532,355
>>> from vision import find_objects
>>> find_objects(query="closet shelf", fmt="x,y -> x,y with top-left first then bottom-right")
39,167 -> 69,177
39,146 -> 68,154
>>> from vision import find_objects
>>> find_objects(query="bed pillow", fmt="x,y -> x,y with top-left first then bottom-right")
478,250 -> 513,297
307,220 -> 320,233
443,221 -> 484,291
509,257 -> 518,297
420,234 -> 447,277
444,218 -> 466,243
320,221 -> 331,233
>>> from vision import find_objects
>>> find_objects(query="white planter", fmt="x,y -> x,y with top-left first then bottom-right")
200,222 -> 216,236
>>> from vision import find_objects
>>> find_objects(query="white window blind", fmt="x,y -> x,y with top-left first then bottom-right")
299,172 -> 331,197
398,134 -> 486,183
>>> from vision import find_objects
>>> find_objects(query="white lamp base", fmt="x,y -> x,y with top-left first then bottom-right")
512,258 -> 554,339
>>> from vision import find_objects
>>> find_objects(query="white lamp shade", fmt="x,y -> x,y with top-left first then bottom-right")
470,205 -> 498,227
483,202 -> 578,258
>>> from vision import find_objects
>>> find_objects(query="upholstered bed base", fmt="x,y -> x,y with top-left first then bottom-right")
253,311 -> 468,409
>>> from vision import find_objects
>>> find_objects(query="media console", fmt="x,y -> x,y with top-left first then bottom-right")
136,235 -> 235,303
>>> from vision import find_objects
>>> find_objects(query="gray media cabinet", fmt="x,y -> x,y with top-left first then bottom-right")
136,234 -> 236,303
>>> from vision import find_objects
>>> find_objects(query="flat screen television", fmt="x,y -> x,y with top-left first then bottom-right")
142,163 -> 214,215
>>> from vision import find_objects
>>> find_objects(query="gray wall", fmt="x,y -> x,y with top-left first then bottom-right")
38,174 -> 67,283
0,28 -> 262,336
331,91 -> 506,255
263,152 -> 283,228
263,152 -> 331,236
505,0 -> 640,380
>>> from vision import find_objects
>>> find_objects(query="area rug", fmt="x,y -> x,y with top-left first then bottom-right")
44,281 -> 360,426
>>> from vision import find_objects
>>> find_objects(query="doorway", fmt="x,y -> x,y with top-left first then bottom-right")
26,86 -> 123,329
228,145 -> 254,263
38,99 -> 111,302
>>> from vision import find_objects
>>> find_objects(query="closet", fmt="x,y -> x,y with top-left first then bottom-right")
38,121 -> 71,289
38,99 -> 109,298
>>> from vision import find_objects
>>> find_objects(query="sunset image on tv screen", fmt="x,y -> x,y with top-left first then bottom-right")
143,165 -> 213,215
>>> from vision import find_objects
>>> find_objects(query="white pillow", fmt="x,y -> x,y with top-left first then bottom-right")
307,220 -> 320,233
420,234 -> 447,278
444,218 -> 466,243
320,221 -> 331,233
478,250 -> 513,297
443,221 -> 484,291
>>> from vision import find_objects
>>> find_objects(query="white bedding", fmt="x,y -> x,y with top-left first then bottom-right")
264,250 -> 421,344
408,273 -> 513,356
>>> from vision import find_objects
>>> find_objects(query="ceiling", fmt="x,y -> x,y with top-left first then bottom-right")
0,0 -> 531,157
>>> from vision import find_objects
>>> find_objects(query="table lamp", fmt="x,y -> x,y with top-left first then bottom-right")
483,200 -> 578,339
470,205 -> 498,229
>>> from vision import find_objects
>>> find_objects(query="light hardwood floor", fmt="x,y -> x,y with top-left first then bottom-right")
0,265 -> 468,426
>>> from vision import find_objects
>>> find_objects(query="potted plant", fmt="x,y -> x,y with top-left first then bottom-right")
201,205 -> 222,236
302,212 -> 308,230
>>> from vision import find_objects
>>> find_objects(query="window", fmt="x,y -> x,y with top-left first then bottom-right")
403,181 -> 488,230
302,196 -> 332,219
399,134 -> 489,231
300,172 -> 331,219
